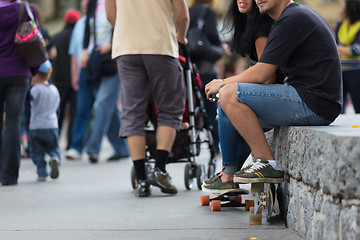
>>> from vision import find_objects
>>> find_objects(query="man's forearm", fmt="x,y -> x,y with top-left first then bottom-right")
105,0 -> 116,27
172,0 -> 189,44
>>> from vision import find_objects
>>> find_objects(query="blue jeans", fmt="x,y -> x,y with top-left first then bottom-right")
0,76 -> 29,184
70,69 -> 94,153
219,83 -> 332,170
29,128 -> 61,178
86,74 -> 129,156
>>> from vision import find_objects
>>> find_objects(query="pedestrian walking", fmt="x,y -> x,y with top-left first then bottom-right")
29,60 -> 61,182
0,0 -> 39,186
105,0 -> 189,197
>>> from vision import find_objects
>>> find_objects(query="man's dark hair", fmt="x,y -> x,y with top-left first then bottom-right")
221,0 -> 272,57
346,0 -> 360,24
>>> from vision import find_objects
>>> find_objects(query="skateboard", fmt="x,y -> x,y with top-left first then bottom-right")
247,182 -> 281,225
200,188 -> 254,211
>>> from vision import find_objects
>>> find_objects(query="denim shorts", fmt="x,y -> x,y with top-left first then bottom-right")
235,83 -> 332,130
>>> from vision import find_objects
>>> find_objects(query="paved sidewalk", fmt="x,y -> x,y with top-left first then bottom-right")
0,136 -> 304,240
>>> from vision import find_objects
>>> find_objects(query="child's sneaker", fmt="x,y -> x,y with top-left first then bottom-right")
233,159 -> 284,184
49,158 -> 60,179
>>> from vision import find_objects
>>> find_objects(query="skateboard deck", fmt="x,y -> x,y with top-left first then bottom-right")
200,188 -> 254,211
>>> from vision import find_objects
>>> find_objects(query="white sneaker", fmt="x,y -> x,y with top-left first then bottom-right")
65,148 -> 81,160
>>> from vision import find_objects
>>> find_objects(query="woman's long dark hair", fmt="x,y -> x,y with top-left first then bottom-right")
222,0 -> 270,57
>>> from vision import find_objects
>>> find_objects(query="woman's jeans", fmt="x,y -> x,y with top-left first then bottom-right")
86,73 -> 129,156
219,83 -> 332,173
70,69 -> 94,153
0,76 -> 29,185
29,128 -> 61,178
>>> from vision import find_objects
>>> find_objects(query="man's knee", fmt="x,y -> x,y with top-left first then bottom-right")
219,83 -> 238,108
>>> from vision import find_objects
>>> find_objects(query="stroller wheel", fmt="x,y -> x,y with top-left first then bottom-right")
196,164 -> 206,190
131,165 -> 137,190
184,163 -> 194,190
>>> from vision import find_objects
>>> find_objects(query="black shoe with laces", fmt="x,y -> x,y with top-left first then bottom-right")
135,180 -> 151,197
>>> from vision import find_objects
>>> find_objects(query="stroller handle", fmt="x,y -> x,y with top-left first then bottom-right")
179,42 -> 191,71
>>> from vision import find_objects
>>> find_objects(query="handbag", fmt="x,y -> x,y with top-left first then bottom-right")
187,5 -> 223,62
101,51 -> 117,76
86,48 -> 102,91
14,1 -> 48,67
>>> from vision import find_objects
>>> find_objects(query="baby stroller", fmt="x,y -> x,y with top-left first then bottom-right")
130,44 -> 217,190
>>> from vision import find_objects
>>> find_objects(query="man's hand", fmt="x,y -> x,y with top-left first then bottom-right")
205,79 -> 223,100
172,0 -> 189,45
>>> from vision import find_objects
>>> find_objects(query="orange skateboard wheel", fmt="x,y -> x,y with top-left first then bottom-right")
211,200 -> 221,211
234,195 -> 242,204
245,200 -> 254,211
200,195 -> 210,206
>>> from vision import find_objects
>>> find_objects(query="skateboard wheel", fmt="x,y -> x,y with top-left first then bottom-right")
245,200 -> 254,211
249,207 -> 262,225
234,195 -> 242,204
200,195 -> 210,206
251,183 -> 264,192
211,200 -> 221,211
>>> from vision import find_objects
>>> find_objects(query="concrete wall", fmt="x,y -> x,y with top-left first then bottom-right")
266,115 -> 360,240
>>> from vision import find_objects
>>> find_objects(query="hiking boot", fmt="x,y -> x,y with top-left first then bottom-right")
202,172 -> 222,187
233,159 -> 284,184
148,168 -> 177,194
202,177 -> 239,194
49,158 -> 60,179
134,180 -> 151,197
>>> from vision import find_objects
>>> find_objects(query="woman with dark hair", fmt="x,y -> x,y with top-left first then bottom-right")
202,0 -> 279,192
0,0 -> 40,185
335,0 -> 360,113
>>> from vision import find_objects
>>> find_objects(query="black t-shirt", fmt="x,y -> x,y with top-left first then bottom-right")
249,17 -> 273,62
259,3 -> 342,122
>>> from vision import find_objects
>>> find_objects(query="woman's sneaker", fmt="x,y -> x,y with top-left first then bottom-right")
202,172 -> 222,187
202,177 -> 239,194
233,159 -> 284,184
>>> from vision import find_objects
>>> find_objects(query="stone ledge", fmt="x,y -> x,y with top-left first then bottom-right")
267,115 -> 360,199
266,114 -> 360,239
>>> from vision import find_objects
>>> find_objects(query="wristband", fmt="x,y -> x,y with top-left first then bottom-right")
219,79 -> 224,89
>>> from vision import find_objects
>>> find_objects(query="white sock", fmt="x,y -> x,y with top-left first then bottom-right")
267,160 -> 281,170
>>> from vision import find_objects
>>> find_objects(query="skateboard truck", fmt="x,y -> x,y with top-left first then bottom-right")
249,182 -> 280,225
